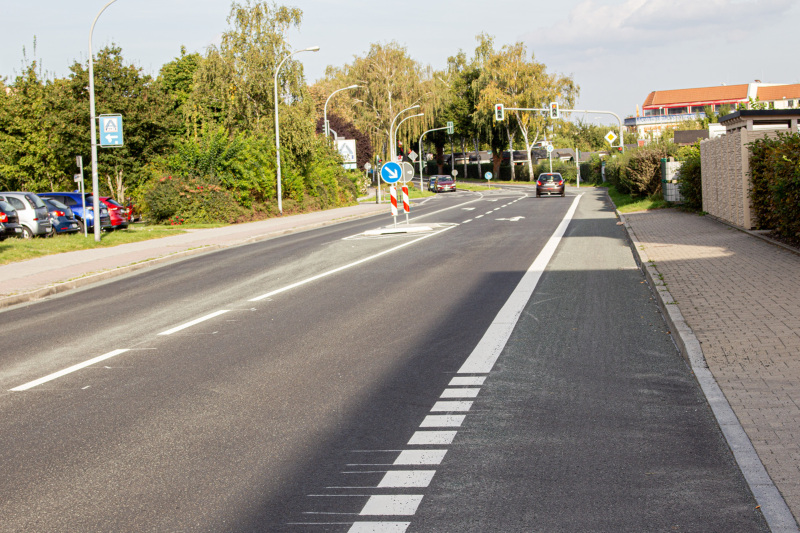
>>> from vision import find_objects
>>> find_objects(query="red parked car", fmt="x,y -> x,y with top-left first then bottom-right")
99,197 -> 129,229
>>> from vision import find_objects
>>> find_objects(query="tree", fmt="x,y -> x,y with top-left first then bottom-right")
159,46 -> 203,137
0,60 -> 72,191
313,42 -> 432,163
65,45 -> 179,200
189,0 -> 305,135
314,113 -> 374,170
475,40 -> 579,180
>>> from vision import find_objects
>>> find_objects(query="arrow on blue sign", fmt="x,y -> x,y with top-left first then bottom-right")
381,161 -> 402,184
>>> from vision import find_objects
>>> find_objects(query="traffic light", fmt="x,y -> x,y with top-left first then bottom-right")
549,102 -> 560,119
495,104 -> 504,121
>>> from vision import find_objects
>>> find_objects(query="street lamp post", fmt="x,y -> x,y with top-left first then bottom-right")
274,45 -> 319,215
393,112 -> 423,168
389,105 -> 420,161
88,0 -> 119,242
324,85 -> 359,138
418,125 -> 449,190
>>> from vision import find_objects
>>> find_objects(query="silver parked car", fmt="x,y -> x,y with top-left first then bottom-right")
0,192 -> 53,238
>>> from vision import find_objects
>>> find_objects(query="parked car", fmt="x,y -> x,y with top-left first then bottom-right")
38,192 -> 112,233
40,197 -> 81,236
0,200 -> 24,240
535,173 -> 565,197
0,192 -> 53,238
428,175 -> 457,193
99,197 -> 129,229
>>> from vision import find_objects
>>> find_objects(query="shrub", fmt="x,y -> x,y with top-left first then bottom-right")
677,142 -> 702,210
144,174 -> 241,224
749,132 -> 800,240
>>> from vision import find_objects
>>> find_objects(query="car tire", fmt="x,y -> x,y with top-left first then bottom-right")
47,225 -> 56,237
77,220 -> 86,234
21,226 -> 34,239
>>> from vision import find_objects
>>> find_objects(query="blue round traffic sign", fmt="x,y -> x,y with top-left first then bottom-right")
381,162 -> 402,184
485,172 -> 493,180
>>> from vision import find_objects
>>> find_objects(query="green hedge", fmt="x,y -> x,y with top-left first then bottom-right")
677,143 -> 702,210
749,132 -> 800,240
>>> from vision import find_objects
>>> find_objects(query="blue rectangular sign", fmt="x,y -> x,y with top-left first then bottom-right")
99,115 -> 124,147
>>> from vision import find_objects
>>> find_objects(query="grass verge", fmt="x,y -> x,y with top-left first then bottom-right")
0,225 -> 205,265
605,185 -> 670,213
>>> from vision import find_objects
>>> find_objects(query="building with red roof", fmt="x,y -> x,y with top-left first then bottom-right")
626,82 -> 800,138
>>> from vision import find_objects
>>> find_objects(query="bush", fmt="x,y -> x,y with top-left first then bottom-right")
749,132 -> 800,241
677,142 -> 702,210
144,174 -> 242,224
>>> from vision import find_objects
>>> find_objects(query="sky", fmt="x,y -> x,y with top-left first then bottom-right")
2,0 -> 799,124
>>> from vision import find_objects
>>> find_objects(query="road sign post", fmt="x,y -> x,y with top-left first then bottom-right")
390,185 -> 398,227
402,184 -> 410,224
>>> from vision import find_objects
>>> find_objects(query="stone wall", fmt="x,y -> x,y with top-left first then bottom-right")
700,131 -> 777,229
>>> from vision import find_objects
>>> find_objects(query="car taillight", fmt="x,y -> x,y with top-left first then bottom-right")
54,210 -> 66,217
537,181 -> 543,186
0,213 -> 7,223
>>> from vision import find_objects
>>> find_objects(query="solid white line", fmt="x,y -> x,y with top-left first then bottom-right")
458,195 -> 582,374
10,349 -> 130,391
158,310 -> 230,336
249,226 -> 455,302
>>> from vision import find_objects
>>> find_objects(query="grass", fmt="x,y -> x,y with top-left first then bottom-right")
605,185 -> 670,213
0,224 -> 215,265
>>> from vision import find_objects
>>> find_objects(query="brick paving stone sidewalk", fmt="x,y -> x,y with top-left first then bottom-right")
625,209 -> 800,526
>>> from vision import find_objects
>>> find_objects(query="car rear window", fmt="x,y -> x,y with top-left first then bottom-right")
105,198 -> 123,207
25,193 -> 47,209
47,198 -> 69,210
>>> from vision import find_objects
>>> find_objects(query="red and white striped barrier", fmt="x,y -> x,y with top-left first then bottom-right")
402,185 -> 410,213
390,185 -> 398,216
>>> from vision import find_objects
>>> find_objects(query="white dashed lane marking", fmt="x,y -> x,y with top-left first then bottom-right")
359,495 -> 423,516
395,450 -> 447,465
378,471 -> 436,488
419,414 -> 466,427
407,431 -> 457,445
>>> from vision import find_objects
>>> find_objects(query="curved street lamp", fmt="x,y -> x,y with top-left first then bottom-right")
393,112 -> 424,164
88,0 -> 119,242
389,105 -> 420,161
324,85 -> 360,138
274,45 -> 320,215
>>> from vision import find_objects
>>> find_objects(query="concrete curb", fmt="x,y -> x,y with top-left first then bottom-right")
0,207 -> 383,310
614,203 -> 799,532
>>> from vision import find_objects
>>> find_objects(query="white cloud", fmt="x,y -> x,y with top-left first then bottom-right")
525,0 -> 794,53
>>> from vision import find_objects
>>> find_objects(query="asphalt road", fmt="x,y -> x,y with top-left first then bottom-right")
0,187 -> 768,532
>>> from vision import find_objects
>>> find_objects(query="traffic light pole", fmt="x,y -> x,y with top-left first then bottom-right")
501,106 -> 625,153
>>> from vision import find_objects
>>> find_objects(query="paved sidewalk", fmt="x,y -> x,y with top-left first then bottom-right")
0,202 -> 386,309
623,209 -> 800,531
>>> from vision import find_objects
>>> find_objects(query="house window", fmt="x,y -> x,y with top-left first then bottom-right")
789,100 -> 795,108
